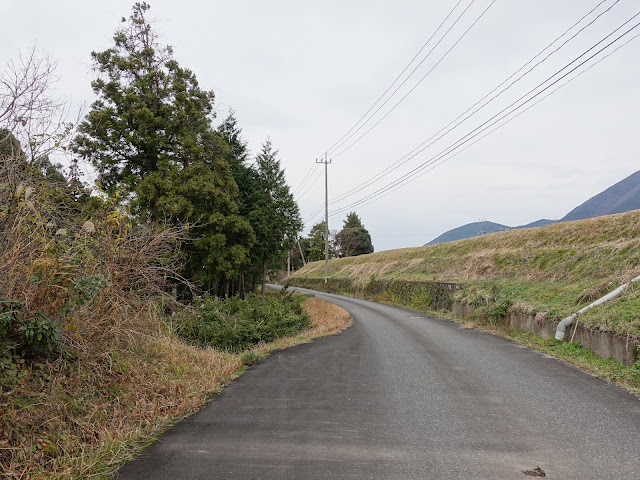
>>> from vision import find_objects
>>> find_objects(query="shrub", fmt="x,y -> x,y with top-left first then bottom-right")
487,298 -> 512,325
18,312 -> 61,355
176,292 -> 310,352
0,299 -> 62,360
240,350 -> 262,366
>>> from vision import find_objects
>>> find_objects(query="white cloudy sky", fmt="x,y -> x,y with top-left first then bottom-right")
3,0 -> 639,251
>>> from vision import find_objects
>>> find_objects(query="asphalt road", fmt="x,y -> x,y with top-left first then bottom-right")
115,286 -> 640,479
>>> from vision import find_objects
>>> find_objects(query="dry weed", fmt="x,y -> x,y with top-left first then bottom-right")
293,209 -> 640,284
0,296 -> 349,479
303,296 -> 352,336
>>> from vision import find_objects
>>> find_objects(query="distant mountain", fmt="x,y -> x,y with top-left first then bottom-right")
426,170 -> 640,246
426,221 -> 510,245
514,219 -> 556,229
561,170 -> 640,222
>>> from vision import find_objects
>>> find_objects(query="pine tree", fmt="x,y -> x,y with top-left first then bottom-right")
250,140 -> 302,295
343,212 -> 365,230
72,2 -> 215,195
71,2 -> 253,293
217,111 -> 259,219
217,111 -> 260,296
305,221 -> 334,262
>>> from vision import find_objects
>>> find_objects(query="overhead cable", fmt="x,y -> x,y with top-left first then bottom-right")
322,0 -> 467,157
331,0 -> 496,159
292,162 -> 320,196
328,14 -> 640,217
329,0 -> 617,205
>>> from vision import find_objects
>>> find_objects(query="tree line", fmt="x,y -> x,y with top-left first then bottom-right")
70,2 -> 302,298
296,212 -> 374,268
2,2 -> 375,302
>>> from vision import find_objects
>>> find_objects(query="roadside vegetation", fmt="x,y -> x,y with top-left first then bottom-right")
0,292 -> 350,479
0,3 -> 349,479
291,210 -> 640,337
175,290 -> 310,352
288,211 -> 640,392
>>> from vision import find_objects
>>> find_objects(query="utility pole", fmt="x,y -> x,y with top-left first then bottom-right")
316,153 -> 331,273
297,238 -> 306,265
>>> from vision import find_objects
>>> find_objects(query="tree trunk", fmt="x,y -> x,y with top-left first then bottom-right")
238,271 -> 245,300
261,253 -> 267,297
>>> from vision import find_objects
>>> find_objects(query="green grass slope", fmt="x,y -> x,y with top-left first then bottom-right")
291,210 -> 640,337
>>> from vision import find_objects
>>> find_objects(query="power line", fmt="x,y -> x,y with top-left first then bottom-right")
331,0 -> 496,160
330,23 -> 640,217
304,204 -> 324,222
327,0 -> 480,156
295,165 -> 324,202
303,0 -> 491,234
303,204 -> 331,235
329,6 -> 639,214
321,0 -> 467,157
305,211 -> 324,230
405,30 -> 640,188
292,162 -> 320,196
329,0 -> 618,206
328,13 -> 640,217
338,31 -> 640,216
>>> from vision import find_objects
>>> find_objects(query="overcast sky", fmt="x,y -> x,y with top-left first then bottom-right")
3,0 -> 639,251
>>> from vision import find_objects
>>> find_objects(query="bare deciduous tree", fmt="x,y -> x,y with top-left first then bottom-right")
0,46 -> 76,162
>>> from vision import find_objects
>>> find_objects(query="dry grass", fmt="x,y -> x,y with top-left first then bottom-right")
302,296 -> 353,336
294,210 -> 640,285
290,210 -> 640,337
0,296 -> 350,479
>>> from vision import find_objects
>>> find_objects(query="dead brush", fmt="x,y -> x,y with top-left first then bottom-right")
0,145 -> 196,477
0,51 -> 220,478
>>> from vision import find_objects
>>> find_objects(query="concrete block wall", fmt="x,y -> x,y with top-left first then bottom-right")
453,302 -> 639,365
288,278 -> 639,365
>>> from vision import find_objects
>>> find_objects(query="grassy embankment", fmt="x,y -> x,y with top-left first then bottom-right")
0,295 -> 351,479
292,210 -> 640,337
288,210 -> 640,391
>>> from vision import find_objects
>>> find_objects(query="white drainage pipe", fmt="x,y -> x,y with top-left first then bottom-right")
555,273 -> 640,341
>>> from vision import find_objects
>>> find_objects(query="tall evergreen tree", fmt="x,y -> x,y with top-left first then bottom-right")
343,212 -> 365,230
72,2 -> 215,195
250,140 -> 302,295
217,111 -> 260,296
335,212 -> 374,257
71,2 -> 253,293
217,110 -> 249,170
305,221 -> 334,262
217,111 -> 258,218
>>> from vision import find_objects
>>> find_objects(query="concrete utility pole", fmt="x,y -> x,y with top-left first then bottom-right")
316,153 -> 331,273
287,250 -> 291,277
297,238 -> 306,265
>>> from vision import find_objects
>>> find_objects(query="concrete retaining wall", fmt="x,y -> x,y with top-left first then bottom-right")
565,324 -> 639,365
288,277 -> 462,311
452,301 -> 639,365
289,278 -> 639,365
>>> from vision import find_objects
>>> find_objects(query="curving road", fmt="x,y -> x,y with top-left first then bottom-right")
115,286 -> 640,479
